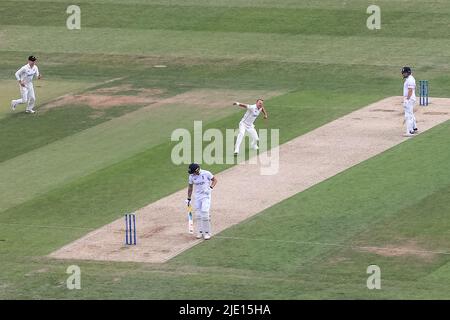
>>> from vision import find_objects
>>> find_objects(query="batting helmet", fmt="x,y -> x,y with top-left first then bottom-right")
401,66 -> 412,77
188,163 -> 200,174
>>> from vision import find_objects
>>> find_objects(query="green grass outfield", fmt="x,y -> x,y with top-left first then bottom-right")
0,0 -> 449,299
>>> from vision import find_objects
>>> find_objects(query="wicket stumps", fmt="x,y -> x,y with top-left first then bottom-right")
419,80 -> 429,106
125,213 -> 137,245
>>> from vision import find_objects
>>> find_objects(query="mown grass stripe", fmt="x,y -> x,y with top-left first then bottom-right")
1,26 -> 449,68
1,1 -> 449,39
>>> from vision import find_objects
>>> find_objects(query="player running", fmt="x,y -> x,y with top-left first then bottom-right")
233,98 -> 268,155
186,163 -> 217,240
11,56 -> 41,114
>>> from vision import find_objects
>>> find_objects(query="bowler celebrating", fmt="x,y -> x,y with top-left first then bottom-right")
186,163 -> 217,240
11,56 -> 41,114
233,98 -> 268,155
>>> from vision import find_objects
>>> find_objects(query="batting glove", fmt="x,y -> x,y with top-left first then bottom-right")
185,198 -> 191,206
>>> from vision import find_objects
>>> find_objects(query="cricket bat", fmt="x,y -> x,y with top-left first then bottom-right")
187,205 -> 194,234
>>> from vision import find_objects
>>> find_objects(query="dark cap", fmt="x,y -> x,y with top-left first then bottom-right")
28,55 -> 37,61
401,66 -> 411,74
188,163 -> 200,174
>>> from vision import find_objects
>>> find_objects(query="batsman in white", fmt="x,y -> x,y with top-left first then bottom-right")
401,66 -> 418,137
233,98 -> 268,155
186,163 -> 217,240
11,55 -> 41,114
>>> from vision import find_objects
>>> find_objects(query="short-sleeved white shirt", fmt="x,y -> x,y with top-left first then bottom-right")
240,104 -> 261,126
403,75 -> 416,100
188,169 -> 214,199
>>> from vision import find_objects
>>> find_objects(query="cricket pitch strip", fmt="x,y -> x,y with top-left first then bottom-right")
49,97 -> 450,263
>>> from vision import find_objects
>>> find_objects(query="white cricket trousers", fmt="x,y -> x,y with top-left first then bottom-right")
195,196 -> 212,234
13,83 -> 36,111
403,99 -> 417,134
234,122 -> 259,153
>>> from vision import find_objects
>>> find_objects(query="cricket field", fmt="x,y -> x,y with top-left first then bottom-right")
0,0 -> 449,300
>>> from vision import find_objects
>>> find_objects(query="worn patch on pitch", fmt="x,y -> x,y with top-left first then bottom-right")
42,85 -> 164,110
49,97 -> 450,263
156,89 -> 278,108
356,241 -> 436,261
41,84 -> 280,113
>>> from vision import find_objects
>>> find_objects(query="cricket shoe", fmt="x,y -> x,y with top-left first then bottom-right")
10,101 -> 17,111
25,109 -> 36,114
203,233 -> 211,240
403,131 -> 415,137
196,232 -> 203,239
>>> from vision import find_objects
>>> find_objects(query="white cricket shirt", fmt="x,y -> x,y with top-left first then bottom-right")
403,75 -> 416,100
188,169 -> 214,199
240,104 -> 262,126
15,64 -> 40,85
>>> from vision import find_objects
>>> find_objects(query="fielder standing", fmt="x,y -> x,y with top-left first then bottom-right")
11,55 -> 41,114
233,98 -> 268,155
186,163 -> 217,240
401,66 -> 418,137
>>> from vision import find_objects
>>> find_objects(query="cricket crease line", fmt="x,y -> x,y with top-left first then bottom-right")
0,222 -> 95,231
161,239 -> 204,263
39,235 -> 450,257
215,236 -> 450,256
